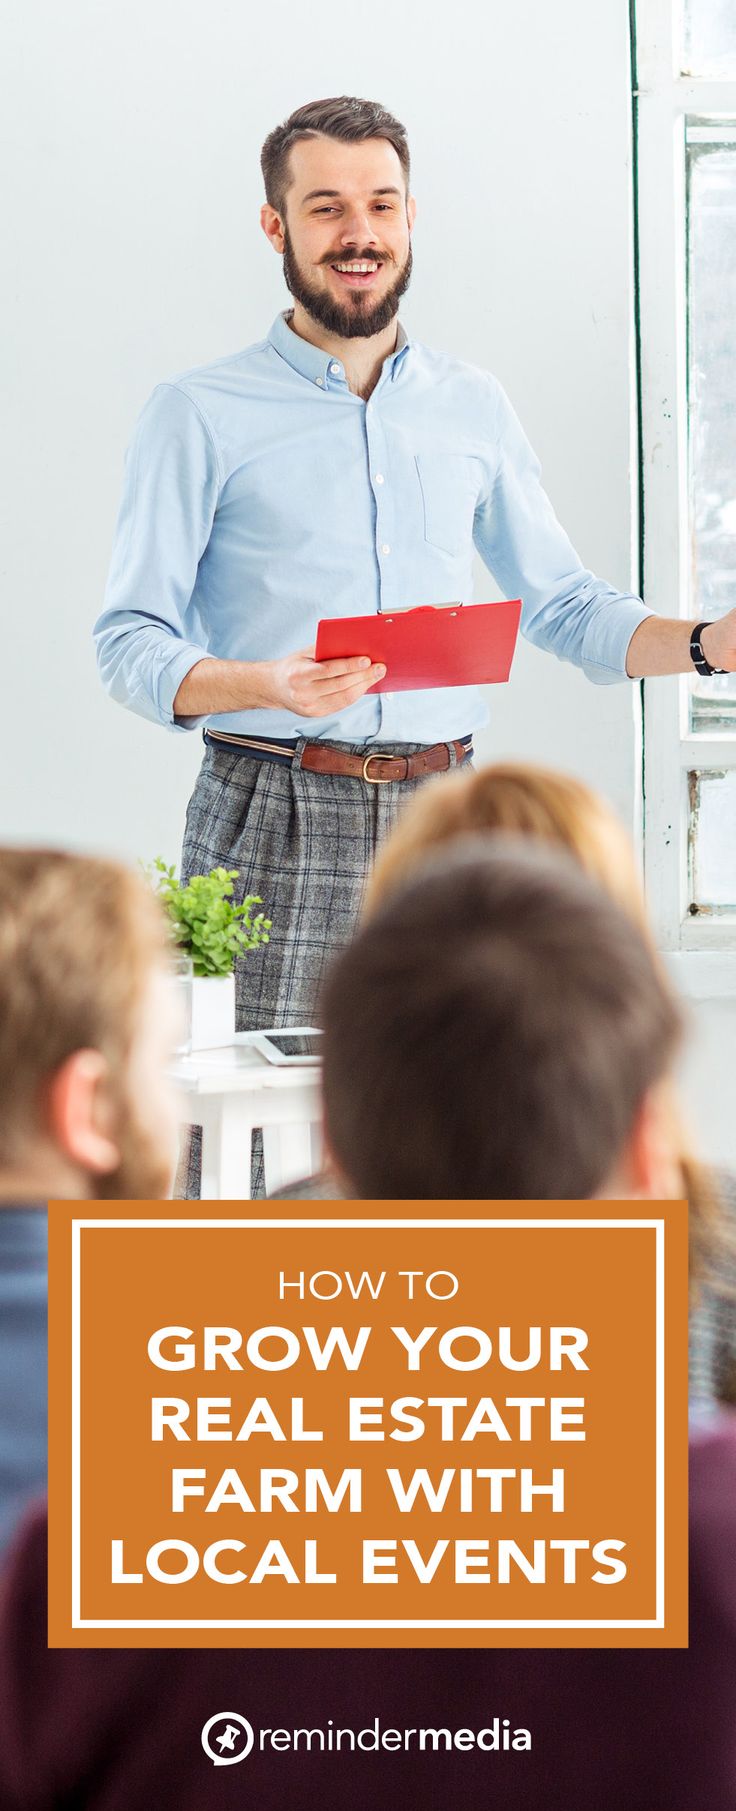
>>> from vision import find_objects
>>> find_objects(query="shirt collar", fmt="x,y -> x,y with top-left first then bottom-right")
267,310 -> 411,387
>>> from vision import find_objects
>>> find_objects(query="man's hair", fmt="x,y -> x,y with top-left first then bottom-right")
321,838 -> 683,1200
261,96 -> 410,216
0,849 -> 169,1165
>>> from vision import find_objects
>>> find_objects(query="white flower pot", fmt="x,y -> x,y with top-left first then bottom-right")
185,973 -> 236,1051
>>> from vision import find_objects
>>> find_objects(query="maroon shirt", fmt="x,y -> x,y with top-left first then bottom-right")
0,1421 -> 734,1810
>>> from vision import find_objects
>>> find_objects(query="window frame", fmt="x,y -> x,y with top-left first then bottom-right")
637,0 -> 736,949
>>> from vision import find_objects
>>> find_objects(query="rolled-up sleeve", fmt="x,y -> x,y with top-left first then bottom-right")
473,379 -> 652,684
94,383 -> 221,730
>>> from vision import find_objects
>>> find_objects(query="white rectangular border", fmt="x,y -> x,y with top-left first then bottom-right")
69,1216 -> 666,1630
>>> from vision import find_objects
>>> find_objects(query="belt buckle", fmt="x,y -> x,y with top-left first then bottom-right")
362,753 -> 391,783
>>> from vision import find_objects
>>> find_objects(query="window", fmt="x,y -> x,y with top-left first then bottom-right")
637,0 -> 736,946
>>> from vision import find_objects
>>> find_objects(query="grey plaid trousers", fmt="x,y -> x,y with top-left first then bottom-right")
176,736 -> 469,1198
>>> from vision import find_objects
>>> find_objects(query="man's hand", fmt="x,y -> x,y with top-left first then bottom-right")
700,615 -> 736,674
172,648 -> 386,720
261,648 -> 386,716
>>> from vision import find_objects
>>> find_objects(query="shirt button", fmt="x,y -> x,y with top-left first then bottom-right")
381,543 -> 391,556
330,362 -> 341,375
375,473 -> 385,484
315,377 -> 324,387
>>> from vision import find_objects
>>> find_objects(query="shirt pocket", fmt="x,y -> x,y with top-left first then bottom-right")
414,453 -> 482,557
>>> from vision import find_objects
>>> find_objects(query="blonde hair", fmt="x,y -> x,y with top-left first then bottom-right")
369,762 -> 648,925
0,848 -> 169,1164
369,762 -> 725,1297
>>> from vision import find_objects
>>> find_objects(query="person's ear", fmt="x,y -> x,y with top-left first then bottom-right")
260,202 -> 286,256
407,193 -> 417,232
602,1084 -> 682,1200
46,1050 -> 121,1177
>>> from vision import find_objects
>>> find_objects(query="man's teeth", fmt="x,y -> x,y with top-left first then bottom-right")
333,261 -> 380,273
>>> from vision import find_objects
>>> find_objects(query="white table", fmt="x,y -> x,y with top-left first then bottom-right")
171,1032 -> 323,1199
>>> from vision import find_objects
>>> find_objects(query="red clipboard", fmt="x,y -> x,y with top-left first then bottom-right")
315,600 -> 521,692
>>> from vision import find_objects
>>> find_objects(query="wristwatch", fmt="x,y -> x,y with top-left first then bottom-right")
690,621 -> 728,677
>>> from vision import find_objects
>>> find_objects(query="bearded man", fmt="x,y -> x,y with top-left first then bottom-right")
0,847 -> 180,1554
94,95 -> 736,1197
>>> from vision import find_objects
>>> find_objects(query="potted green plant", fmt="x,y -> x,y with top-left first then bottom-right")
147,860 -> 271,1050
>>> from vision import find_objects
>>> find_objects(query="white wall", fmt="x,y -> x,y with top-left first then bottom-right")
2,0 -> 640,867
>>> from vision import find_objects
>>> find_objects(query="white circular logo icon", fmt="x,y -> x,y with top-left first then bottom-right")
201,1711 -> 254,1766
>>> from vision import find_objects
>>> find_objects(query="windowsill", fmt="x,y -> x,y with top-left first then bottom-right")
663,950 -> 736,1001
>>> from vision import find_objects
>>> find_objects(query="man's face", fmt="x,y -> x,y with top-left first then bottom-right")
98,965 -> 181,1200
271,134 -> 415,339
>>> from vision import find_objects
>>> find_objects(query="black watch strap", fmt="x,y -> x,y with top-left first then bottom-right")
690,621 -> 727,677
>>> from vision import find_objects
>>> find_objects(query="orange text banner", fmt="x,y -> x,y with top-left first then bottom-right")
48,1200 -> 688,1648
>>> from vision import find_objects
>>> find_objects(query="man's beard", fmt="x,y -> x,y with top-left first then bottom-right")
282,224 -> 412,339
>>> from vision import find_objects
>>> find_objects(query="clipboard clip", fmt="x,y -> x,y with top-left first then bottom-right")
383,603 -> 463,625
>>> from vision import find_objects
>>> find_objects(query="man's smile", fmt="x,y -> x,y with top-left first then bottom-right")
325,255 -> 386,289
280,212 -> 411,335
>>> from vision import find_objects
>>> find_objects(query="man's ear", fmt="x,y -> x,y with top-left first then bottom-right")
260,202 -> 286,255
46,1050 -> 121,1177
407,193 -> 417,232
601,1084 -> 682,1200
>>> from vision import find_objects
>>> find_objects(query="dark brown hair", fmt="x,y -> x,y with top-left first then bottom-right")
321,837 -> 682,1201
261,96 -> 410,216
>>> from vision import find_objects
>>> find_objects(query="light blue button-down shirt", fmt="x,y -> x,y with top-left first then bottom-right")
94,311 -> 651,742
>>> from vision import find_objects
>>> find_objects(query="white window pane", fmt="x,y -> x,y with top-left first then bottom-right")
689,769 -> 736,909
690,671 -> 736,729
683,0 -> 736,75
688,136 -> 736,729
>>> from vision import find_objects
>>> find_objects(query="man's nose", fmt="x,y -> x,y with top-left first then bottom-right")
339,209 -> 379,248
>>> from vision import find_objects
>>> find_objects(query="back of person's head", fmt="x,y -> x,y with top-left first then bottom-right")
368,761 -> 648,928
0,848 -> 178,1199
322,838 -> 683,1201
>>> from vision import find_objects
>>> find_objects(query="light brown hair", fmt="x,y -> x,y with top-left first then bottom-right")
0,849 -> 169,1164
369,762 -> 647,924
368,762 -> 726,1290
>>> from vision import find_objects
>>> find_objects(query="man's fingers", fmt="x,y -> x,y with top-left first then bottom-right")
300,663 -> 385,703
319,661 -> 385,689
281,649 -> 386,713
301,676 -> 385,717
309,655 -> 374,681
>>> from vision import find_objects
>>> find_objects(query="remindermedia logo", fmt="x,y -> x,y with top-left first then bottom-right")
201,1712 -> 531,1764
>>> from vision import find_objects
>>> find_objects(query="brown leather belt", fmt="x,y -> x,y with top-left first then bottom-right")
205,728 -> 472,783
300,740 -> 471,783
